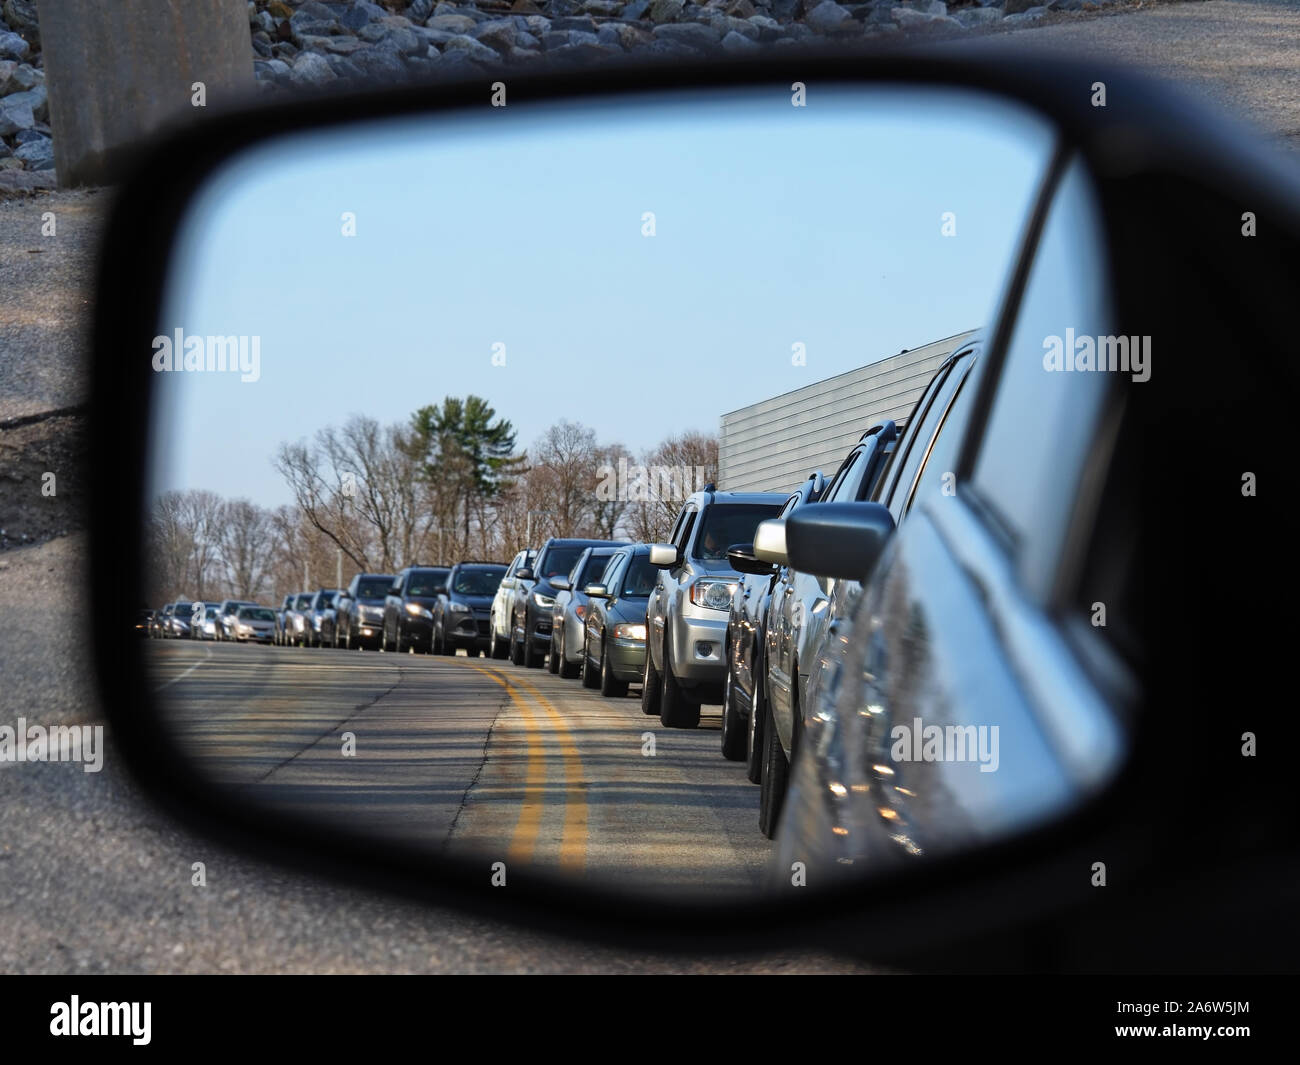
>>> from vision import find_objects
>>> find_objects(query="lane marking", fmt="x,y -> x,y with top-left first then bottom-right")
150,643 -> 213,692
467,665 -> 547,866
503,671 -> 588,874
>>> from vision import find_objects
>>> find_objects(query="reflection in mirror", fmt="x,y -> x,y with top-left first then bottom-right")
144,87 -> 1057,901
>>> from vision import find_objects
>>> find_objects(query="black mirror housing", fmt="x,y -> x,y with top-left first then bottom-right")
785,502 -> 896,581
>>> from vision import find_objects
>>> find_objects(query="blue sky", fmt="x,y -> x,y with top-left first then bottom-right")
152,86 -> 1052,507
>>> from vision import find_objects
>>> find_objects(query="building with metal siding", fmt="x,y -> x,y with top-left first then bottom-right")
718,330 -> 977,494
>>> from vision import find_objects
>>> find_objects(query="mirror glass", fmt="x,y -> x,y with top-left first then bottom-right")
143,86 -> 1056,900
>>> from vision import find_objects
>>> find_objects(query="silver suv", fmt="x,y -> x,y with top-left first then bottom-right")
643,487 -> 786,728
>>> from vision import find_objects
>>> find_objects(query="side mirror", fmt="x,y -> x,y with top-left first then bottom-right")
583,584 -> 609,598
727,543 -> 778,576
551,577 -> 571,591
785,502 -> 896,581
648,544 -> 679,568
752,518 -> 789,566
516,567 -> 534,582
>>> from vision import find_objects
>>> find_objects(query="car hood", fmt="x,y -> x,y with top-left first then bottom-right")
608,596 -> 651,623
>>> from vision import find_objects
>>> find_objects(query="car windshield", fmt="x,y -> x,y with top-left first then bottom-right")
453,568 -> 506,595
316,591 -> 337,606
405,571 -> 448,597
579,553 -> 613,587
294,595 -> 312,609
621,555 -> 658,597
356,578 -> 392,599
205,607 -> 218,618
696,504 -> 783,561
540,546 -> 589,578
239,608 -> 276,621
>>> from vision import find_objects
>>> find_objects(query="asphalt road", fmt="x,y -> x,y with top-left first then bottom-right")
148,640 -> 772,898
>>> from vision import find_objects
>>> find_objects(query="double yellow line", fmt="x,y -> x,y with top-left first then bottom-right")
466,661 -> 588,873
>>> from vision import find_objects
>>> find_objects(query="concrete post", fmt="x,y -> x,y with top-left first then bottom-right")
36,0 -> 253,187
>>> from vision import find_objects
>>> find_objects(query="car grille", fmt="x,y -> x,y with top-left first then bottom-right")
476,620 -> 489,636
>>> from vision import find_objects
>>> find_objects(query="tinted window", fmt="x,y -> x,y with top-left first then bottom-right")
695,504 -> 782,561
972,159 -> 1113,596
453,567 -> 506,595
579,552 -> 614,587
355,578 -> 391,599
674,507 -> 698,551
620,554 -> 658,597
294,595 -> 312,609
405,570 -> 448,597
909,355 -> 981,514
884,362 -> 966,521
539,546 -> 586,579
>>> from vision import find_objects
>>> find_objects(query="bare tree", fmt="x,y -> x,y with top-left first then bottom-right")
625,430 -> 718,543
217,499 -> 274,600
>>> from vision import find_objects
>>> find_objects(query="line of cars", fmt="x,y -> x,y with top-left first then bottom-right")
142,301 -> 1130,864
143,598 -> 278,642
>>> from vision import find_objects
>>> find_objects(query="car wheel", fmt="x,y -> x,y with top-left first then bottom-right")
548,628 -> 562,674
720,662 -> 746,761
522,622 -> 540,668
600,642 -> 628,698
510,627 -> 524,667
491,626 -> 508,660
641,640 -> 661,716
581,633 -> 600,689
396,625 -> 407,654
758,698 -> 789,840
659,637 -> 700,729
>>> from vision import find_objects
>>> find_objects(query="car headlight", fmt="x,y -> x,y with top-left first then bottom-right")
447,600 -> 470,614
532,592 -> 555,610
405,603 -> 432,619
612,623 -> 647,642
690,579 -> 738,611
238,624 -> 252,634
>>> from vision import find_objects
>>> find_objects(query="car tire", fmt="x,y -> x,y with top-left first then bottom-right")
522,623 -> 541,668
548,628 -> 562,674
510,627 -> 524,667
490,627 -> 508,660
396,625 -> 407,654
600,642 -> 629,698
758,698 -> 789,840
641,641 -> 662,716
720,664 -> 746,761
659,638 -> 700,729
581,633 -> 600,689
